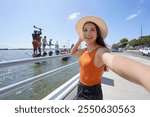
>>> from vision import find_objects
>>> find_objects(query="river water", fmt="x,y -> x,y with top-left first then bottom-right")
0,49 -> 79,100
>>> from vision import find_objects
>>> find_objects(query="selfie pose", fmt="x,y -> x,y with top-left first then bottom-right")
71,16 -> 150,100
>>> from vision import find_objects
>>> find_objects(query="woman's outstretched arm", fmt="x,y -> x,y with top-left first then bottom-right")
102,53 -> 150,92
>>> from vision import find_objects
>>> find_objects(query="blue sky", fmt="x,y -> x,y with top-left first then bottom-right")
0,0 -> 149,48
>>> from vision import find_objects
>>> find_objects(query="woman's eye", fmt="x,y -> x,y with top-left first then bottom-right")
83,29 -> 87,32
91,29 -> 95,31
83,28 -> 95,32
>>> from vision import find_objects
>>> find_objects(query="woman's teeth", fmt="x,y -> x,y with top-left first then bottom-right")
86,37 -> 92,39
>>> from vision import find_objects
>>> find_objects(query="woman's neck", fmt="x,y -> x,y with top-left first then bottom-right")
86,42 -> 98,52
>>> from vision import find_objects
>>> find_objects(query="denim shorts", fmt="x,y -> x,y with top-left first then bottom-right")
74,82 -> 103,100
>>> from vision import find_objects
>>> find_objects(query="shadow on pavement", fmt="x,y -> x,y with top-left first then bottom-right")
102,77 -> 114,86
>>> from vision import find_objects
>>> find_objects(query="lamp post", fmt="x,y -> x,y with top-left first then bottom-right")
141,24 -> 143,38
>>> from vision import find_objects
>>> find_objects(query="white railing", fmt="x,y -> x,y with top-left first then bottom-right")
0,54 -> 70,69
43,74 -> 79,100
0,54 -> 79,97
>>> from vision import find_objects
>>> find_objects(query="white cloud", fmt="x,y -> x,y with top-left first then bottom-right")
126,13 -> 139,20
68,12 -> 80,20
140,0 -> 144,3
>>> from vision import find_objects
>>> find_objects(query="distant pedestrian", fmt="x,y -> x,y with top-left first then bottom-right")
42,36 -> 48,53
37,30 -> 42,55
55,41 -> 60,55
32,30 -> 38,55
49,39 -> 53,50
55,41 -> 59,50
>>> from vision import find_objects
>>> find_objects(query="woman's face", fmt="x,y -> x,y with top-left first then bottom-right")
82,22 -> 97,44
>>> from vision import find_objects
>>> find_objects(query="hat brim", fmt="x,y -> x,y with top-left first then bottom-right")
75,16 -> 108,40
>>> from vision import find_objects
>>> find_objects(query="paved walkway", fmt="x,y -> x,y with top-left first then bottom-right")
102,52 -> 150,100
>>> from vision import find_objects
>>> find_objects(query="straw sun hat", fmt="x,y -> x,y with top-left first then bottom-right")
75,16 -> 108,40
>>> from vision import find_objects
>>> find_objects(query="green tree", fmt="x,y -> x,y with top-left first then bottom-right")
119,38 -> 128,48
138,35 -> 150,47
128,39 -> 139,46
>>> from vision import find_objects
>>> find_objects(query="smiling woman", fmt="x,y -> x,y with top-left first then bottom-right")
71,16 -> 109,100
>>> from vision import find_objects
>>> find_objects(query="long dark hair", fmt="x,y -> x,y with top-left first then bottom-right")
83,22 -> 106,47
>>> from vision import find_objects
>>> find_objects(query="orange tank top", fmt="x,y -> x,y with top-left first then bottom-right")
79,47 -> 105,86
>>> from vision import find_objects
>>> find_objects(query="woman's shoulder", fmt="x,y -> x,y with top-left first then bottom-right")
96,46 -> 110,56
97,46 -> 109,51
